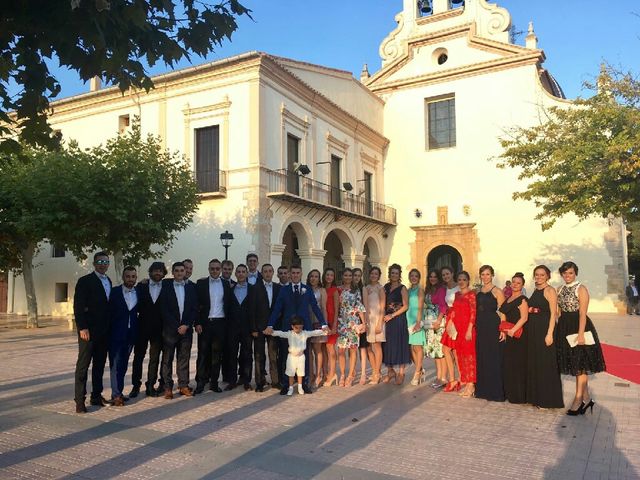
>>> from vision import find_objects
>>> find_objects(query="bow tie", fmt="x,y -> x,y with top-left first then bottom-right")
150,281 -> 161,287
264,282 -> 272,287
123,287 -> 134,293
210,277 -> 221,283
174,281 -> 185,287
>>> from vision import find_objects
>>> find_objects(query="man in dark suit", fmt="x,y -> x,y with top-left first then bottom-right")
626,275 -> 640,315
108,266 -> 139,406
221,260 -> 236,286
220,259 -> 235,384
246,253 -> 262,286
130,261 -> 166,397
265,264 -> 327,394
160,261 -> 198,399
223,264 -> 256,391
183,258 -> 195,285
73,251 -> 112,413
251,263 -> 281,392
195,258 -> 230,394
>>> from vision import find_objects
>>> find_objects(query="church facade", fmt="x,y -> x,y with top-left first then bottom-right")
4,0 -> 627,315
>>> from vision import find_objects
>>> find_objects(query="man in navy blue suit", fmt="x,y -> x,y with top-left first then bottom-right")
265,264 -> 327,394
108,266 -> 139,406
160,262 -> 198,399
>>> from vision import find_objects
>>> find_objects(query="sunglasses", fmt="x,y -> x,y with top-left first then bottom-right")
95,260 -> 110,265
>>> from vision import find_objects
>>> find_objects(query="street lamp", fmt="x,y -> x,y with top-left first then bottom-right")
220,230 -> 234,261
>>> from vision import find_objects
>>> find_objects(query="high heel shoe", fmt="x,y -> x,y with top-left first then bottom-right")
345,376 -> 355,387
459,385 -> 475,398
359,375 -> 367,385
580,399 -> 595,415
314,376 -> 324,388
324,374 -> 338,387
369,374 -> 381,385
566,402 -> 585,416
443,380 -> 461,392
382,371 -> 396,384
410,370 -> 424,386
339,376 -> 346,387
395,372 -> 405,385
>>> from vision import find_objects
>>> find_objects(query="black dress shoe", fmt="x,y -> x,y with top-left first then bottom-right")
279,387 -> 288,396
224,383 -> 237,391
243,383 -> 252,391
255,385 -> 264,392
145,387 -> 157,397
90,395 -> 112,407
194,383 -> 205,395
128,385 -> 141,398
210,384 -> 222,393
271,383 -> 283,390
75,402 -> 87,413
302,384 -> 313,394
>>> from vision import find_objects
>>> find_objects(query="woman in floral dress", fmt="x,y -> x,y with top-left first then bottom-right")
424,269 -> 448,388
337,268 -> 367,387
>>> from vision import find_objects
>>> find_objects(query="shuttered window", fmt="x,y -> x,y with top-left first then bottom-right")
195,126 -> 220,192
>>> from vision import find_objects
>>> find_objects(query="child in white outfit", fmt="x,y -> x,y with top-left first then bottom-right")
268,315 -> 326,395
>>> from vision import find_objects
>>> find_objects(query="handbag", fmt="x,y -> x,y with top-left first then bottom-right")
566,332 -> 595,347
498,321 -> 523,339
445,319 -> 458,341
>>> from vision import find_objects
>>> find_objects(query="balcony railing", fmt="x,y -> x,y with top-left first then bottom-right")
265,169 -> 396,225
196,169 -> 227,196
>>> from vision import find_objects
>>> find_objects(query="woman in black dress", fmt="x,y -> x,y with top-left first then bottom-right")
526,265 -> 563,408
556,261 -> 606,415
475,265 -> 506,402
499,273 -> 529,404
382,264 -> 411,385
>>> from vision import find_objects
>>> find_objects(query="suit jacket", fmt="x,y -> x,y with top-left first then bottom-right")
252,281 -> 282,333
196,276 -> 232,326
109,285 -> 138,346
627,284 -> 639,300
268,283 -> 326,330
224,282 -> 256,335
73,271 -> 112,338
159,278 -> 198,337
247,270 -> 263,285
136,281 -> 163,336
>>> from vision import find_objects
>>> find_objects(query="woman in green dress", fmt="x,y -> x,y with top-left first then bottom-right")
407,268 -> 427,385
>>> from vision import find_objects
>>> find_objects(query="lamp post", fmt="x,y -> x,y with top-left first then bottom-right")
220,230 -> 234,261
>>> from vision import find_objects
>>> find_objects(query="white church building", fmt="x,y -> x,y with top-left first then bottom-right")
3,0 -> 628,315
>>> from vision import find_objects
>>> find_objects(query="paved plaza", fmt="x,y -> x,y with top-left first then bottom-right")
0,314 -> 638,480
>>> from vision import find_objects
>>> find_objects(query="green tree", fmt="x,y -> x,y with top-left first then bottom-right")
0,0 -> 250,152
65,121 -> 200,278
0,148 -> 90,327
497,65 -> 640,230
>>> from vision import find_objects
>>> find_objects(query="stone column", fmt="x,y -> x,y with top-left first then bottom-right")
296,249 -> 327,275
270,244 -> 287,270
342,254 -> 367,270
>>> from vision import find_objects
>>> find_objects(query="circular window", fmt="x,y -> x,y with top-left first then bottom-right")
432,47 -> 449,66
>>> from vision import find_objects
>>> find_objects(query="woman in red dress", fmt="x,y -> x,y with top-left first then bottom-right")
322,268 -> 340,386
441,271 -> 477,398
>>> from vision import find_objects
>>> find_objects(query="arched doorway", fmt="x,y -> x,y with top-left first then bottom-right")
323,231 -> 345,278
282,224 -> 301,267
427,244 -> 462,275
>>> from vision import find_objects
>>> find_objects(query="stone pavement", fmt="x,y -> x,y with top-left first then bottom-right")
0,314 -> 638,480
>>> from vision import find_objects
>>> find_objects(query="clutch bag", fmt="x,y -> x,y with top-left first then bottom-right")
498,321 -> 523,339
445,320 -> 458,341
565,332 -> 595,347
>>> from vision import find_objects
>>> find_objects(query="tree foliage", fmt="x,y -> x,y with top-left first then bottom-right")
0,0 -> 250,152
497,65 -> 640,230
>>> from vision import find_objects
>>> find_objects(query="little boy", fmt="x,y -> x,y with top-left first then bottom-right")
266,315 -> 327,395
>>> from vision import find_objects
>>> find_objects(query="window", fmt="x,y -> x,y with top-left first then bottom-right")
286,134 -> 300,195
195,125 -> 220,193
118,114 -> 130,134
55,283 -> 69,303
426,96 -> 456,149
330,155 -> 341,207
51,244 -> 65,258
364,172 -> 373,217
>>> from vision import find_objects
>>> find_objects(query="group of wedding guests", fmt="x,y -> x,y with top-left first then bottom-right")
72,250 -> 606,418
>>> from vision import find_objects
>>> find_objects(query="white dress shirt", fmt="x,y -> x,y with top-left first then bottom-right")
149,280 -> 162,304
95,271 -> 111,299
248,271 -> 259,285
174,281 -> 185,320
271,329 -> 326,356
208,276 -> 225,318
122,286 -> 138,311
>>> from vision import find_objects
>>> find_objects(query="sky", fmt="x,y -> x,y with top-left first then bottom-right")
50,0 -> 639,101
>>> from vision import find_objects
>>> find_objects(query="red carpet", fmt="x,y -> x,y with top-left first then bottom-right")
601,343 -> 640,384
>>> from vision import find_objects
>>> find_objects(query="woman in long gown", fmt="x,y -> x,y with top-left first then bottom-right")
440,266 -> 459,388
407,269 -> 427,385
364,267 -> 385,384
322,268 -> 340,387
556,261 -> 606,415
307,269 -> 328,388
440,271 -> 477,397
475,265 -> 506,402
525,265 -> 564,408
499,273 -> 529,404
382,263 -> 411,385
424,269 -> 448,388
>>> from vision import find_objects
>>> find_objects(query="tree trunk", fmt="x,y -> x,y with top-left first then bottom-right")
21,243 -> 38,328
113,250 -> 124,282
